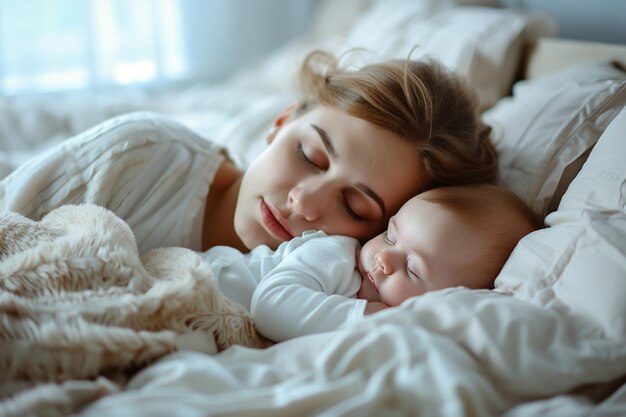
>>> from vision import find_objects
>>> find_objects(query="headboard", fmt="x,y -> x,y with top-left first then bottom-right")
523,37 -> 626,79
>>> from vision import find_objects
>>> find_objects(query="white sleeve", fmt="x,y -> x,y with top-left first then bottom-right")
0,112 -> 224,253
250,236 -> 367,342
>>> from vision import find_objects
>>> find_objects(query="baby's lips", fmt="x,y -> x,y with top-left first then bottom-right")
367,272 -> 379,292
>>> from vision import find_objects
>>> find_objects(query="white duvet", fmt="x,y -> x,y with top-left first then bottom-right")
77,289 -> 626,417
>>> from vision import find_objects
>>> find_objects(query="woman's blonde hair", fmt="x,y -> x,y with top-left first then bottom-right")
298,50 -> 497,189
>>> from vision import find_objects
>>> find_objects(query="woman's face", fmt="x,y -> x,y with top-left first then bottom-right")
234,105 -> 424,250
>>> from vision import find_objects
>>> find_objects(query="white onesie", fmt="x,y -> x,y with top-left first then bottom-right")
201,231 -> 368,342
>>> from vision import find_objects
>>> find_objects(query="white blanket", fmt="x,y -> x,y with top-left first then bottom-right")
77,288 -> 626,416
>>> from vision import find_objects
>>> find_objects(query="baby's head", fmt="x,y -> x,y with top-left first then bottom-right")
357,184 -> 541,306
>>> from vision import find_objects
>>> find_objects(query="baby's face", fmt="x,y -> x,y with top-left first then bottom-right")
356,196 -> 489,306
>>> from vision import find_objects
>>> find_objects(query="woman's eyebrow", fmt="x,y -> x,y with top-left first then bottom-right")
310,123 -> 386,216
357,184 -> 386,216
310,124 -> 336,157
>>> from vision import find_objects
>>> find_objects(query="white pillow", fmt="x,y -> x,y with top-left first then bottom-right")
345,3 -> 555,110
496,108 -> 626,339
236,2 -> 555,111
483,62 -> 626,219
556,107 -> 626,214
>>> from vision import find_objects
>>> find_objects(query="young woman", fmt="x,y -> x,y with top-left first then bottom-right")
0,51 -> 497,254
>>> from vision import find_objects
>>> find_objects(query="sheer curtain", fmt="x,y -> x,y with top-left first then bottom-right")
0,0 -> 314,96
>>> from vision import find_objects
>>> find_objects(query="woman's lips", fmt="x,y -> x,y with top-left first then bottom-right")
260,199 -> 295,241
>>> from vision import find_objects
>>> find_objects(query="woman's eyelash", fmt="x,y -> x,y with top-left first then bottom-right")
297,143 -> 317,168
298,142 -> 362,222
341,197 -> 364,221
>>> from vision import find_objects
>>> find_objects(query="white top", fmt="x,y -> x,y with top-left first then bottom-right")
0,112 -> 224,253
200,231 -> 367,341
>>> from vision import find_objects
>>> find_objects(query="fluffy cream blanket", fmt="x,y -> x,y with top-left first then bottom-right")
0,204 -> 270,416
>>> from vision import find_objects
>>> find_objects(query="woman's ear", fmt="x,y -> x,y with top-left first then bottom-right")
266,102 -> 300,144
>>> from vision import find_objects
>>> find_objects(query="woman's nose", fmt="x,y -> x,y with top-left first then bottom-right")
375,250 -> 397,275
288,185 -> 323,222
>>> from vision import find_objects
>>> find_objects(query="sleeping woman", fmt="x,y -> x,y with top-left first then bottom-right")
0,50 -> 497,254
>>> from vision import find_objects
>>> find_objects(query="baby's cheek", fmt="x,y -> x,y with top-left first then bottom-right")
386,281 -> 420,306
357,278 -> 380,302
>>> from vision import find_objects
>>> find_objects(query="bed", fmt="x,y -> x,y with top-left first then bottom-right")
1,1 -> 625,416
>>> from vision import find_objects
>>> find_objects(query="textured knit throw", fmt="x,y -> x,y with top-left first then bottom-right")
0,204 -> 269,414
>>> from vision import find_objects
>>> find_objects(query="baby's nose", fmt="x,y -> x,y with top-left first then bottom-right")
375,250 -> 396,275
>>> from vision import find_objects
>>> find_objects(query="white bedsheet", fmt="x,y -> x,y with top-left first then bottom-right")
78,289 -> 626,417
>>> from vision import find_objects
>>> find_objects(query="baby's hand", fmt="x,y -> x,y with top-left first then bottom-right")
364,301 -> 389,315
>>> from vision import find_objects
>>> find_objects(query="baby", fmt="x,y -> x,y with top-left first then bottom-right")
201,184 -> 540,342
355,183 -> 541,312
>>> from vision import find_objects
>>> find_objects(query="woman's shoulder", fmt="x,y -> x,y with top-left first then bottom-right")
66,111 -> 224,157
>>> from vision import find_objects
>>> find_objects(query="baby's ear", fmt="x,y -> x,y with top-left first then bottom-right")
267,102 -> 300,144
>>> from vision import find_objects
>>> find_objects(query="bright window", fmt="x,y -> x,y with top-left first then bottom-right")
0,0 -> 312,96
0,0 -> 184,95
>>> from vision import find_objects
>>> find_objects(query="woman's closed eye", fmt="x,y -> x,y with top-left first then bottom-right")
297,141 -> 329,171
298,142 -> 365,222
342,189 -> 375,222
297,142 -> 318,169
341,195 -> 365,221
